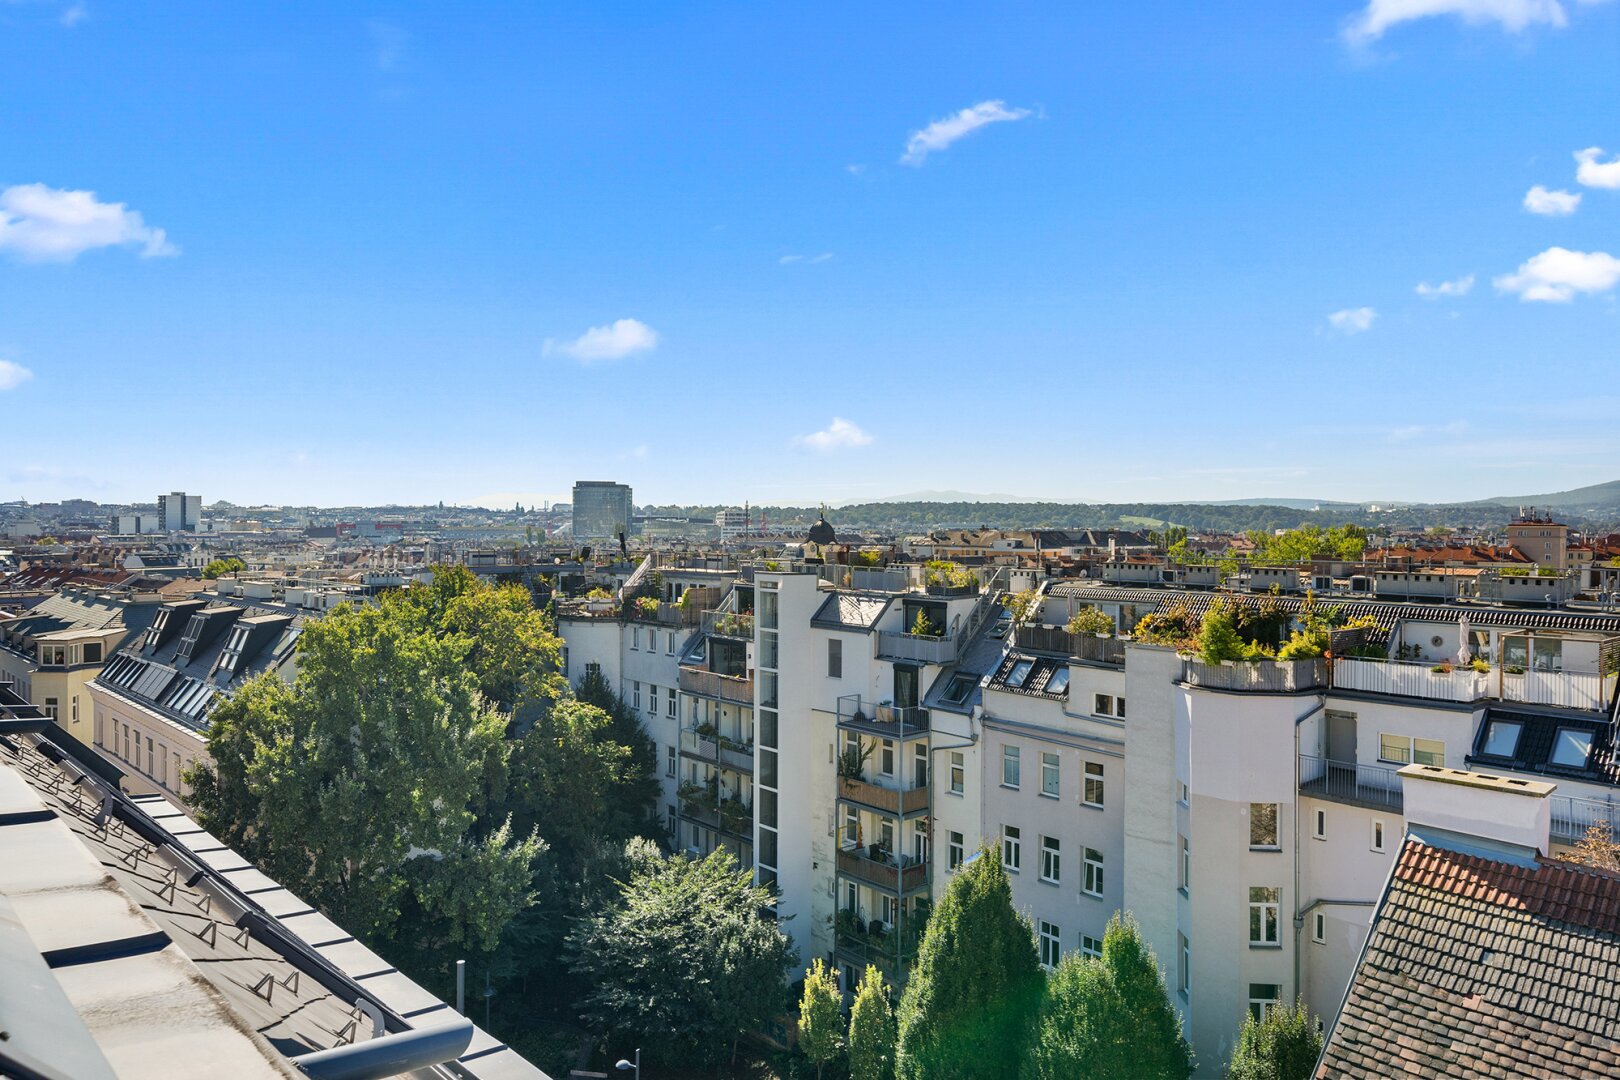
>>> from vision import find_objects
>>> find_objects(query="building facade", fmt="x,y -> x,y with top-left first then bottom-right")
572,481 -> 633,542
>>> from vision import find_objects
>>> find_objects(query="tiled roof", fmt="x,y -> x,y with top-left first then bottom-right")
1317,837 -> 1620,1079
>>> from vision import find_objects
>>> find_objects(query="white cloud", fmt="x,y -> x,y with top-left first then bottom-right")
1327,307 -> 1378,333
1415,274 -> 1475,298
796,417 -> 874,452
0,184 -> 177,262
1494,246 -> 1620,302
1574,146 -> 1620,189
0,360 -> 34,391
1523,185 -> 1581,215
779,252 -> 834,265
543,318 -> 659,362
1389,419 -> 1469,442
1342,0 -> 1569,43
367,19 -> 408,71
60,3 -> 87,27
900,100 -> 1031,166
845,164 -> 867,176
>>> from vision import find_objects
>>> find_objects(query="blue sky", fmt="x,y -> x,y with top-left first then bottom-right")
2,1 -> 1617,508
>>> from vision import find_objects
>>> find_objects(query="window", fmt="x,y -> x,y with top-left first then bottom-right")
1250,803 -> 1279,849
1179,834 -> 1190,892
880,740 -> 896,777
1045,666 -> 1069,695
1041,752 -> 1060,798
83,642 -> 101,663
1003,825 -> 1021,871
949,751 -> 964,795
948,830 -> 964,870
70,696 -> 78,725
1249,887 -> 1281,945
123,724 -> 131,760
1115,696 -> 1126,719
1039,921 -> 1061,968
1481,719 -> 1522,758
667,806 -> 677,836
1248,984 -> 1281,1022
666,632 -> 676,655
1041,835 -> 1061,883
648,685 -> 658,715
158,745 -> 168,787
632,681 -> 642,710
173,753 -> 182,787
1083,848 -> 1104,897
1379,734 -> 1445,767
1081,934 -> 1103,959
1002,744 -> 1021,788
1313,808 -> 1326,840
217,624 -> 250,674
942,674 -> 975,704
1371,819 -> 1386,853
1550,727 -> 1595,769
145,736 -> 154,776
666,692 -> 677,718
828,639 -> 842,678
1094,693 -> 1114,716
1006,659 -> 1034,688
1178,933 -> 1190,996
631,627 -> 640,650
1083,762 -> 1104,808
914,743 -> 927,787
1312,911 -> 1326,944
43,697 -> 58,720
666,745 -> 676,777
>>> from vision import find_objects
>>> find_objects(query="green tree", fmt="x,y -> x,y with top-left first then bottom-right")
799,958 -> 844,1079
1226,998 -> 1322,1080
1023,913 -> 1193,1080
849,964 -> 896,1080
203,556 -> 245,578
1196,600 -> 1246,663
566,848 -> 792,1067
895,847 -> 1042,1079
1066,607 -> 1115,637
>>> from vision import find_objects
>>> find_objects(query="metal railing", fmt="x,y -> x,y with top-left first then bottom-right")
679,727 -> 755,772
1298,754 -> 1403,811
1013,625 -> 1127,665
836,696 -> 929,737
1182,658 -> 1328,693
1549,793 -> 1620,843
876,630 -> 955,664
677,666 -> 755,705
1330,658 -> 1488,703
702,610 -> 754,639
1500,670 -> 1608,712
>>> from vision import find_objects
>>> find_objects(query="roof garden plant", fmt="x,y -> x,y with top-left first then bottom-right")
1066,607 -> 1115,637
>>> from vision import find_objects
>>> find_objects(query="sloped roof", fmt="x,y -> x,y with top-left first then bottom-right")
811,592 -> 892,631
1317,837 -> 1620,1079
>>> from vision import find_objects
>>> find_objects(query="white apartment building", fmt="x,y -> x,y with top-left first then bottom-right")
557,563 -> 1620,1075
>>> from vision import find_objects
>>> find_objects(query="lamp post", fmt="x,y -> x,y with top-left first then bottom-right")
615,1049 -> 640,1079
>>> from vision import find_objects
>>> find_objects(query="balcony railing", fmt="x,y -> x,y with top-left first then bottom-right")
834,927 -> 918,976
678,666 -> 755,705
1550,793 -> 1620,843
1182,658 -> 1328,693
876,630 -> 955,664
1330,658 -> 1488,704
838,774 -> 929,816
1298,754 -> 1403,811
837,846 -> 929,894
1500,670 -> 1607,712
680,797 -> 753,837
1012,625 -> 1127,665
836,696 -> 929,738
702,610 -> 754,640
679,727 -> 755,772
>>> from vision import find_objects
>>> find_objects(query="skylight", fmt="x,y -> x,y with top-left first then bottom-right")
942,674 -> 976,704
1006,659 -> 1034,689
1480,720 -> 1521,758
1549,727 -> 1594,769
1045,666 -> 1070,695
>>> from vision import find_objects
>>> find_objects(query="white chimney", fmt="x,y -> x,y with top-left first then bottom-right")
1398,764 -> 1554,855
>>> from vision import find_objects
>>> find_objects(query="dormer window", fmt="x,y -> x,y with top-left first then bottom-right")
145,608 -> 172,650
217,624 -> 251,675
174,615 -> 206,665
1006,659 -> 1034,689
1480,720 -> 1521,758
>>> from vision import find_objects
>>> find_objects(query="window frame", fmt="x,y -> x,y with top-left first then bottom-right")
1371,819 -> 1386,853
949,751 -> 964,795
1083,847 -> 1104,898
827,638 -> 842,679
1248,886 -> 1281,946
948,830 -> 965,870
1083,761 -> 1104,808
1040,751 -> 1060,798
1249,802 -> 1280,850
1002,744 -> 1021,789
1040,834 -> 1061,884
1002,825 -> 1022,872
1038,920 -> 1061,969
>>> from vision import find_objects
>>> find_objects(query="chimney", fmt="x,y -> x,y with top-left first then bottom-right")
1398,764 -> 1554,855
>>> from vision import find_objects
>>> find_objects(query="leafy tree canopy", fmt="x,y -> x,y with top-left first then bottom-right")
849,963 -> 896,1080
1227,998 -> 1322,1080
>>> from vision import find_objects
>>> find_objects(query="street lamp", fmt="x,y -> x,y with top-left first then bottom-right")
615,1049 -> 640,1078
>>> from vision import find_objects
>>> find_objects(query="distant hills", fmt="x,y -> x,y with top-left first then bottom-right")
1482,479 -> 1620,513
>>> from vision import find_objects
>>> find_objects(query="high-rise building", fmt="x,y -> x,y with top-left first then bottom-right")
158,491 -> 202,532
716,507 -> 750,540
572,481 -> 633,542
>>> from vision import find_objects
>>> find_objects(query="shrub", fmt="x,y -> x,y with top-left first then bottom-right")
1066,608 -> 1115,637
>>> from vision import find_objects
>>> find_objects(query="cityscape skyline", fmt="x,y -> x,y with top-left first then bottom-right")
3,3 -> 1617,506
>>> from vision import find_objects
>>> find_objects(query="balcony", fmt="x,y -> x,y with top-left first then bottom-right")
702,610 -> 754,640
838,774 -> 929,816
1330,657 -> 1488,704
834,926 -> 918,981
837,845 -> 929,895
1550,793 -> 1620,844
1012,625 -> 1126,665
1501,669 -> 1608,712
836,696 -> 929,739
1182,658 -> 1328,693
679,786 -> 753,837
876,630 -> 955,665
678,666 -> 755,705
1298,754 -> 1403,811
679,725 -> 754,773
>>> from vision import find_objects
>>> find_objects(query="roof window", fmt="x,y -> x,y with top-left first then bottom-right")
1549,727 -> 1594,769
1480,720 -> 1521,759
